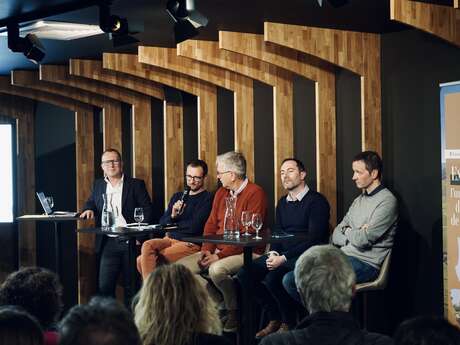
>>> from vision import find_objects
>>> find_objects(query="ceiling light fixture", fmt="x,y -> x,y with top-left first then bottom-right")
317,0 -> 349,7
7,23 -> 45,64
98,1 -> 139,46
166,0 -> 208,44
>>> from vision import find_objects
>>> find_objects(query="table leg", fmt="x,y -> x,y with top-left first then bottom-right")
240,246 -> 254,345
128,238 -> 140,298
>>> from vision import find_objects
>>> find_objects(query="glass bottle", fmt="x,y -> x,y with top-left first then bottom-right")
223,196 -> 238,239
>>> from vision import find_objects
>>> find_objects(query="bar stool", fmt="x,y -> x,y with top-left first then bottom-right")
355,250 -> 392,329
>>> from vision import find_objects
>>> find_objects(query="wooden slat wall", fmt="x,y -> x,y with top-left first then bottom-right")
138,46 -> 255,181
0,77 -> 96,302
11,70 -> 123,154
177,40 -> 294,203
264,22 -> 381,154
391,0 -> 460,47
0,94 -> 36,268
218,31 -> 337,225
39,65 -> 153,199
102,53 -> 218,190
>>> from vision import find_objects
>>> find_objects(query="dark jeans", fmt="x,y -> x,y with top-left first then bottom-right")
282,255 -> 380,305
98,237 -> 139,307
237,254 -> 297,326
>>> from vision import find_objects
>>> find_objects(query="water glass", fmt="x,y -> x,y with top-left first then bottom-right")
241,211 -> 252,236
251,213 -> 263,240
134,207 -> 144,230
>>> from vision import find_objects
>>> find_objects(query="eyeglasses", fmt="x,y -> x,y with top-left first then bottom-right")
216,170 -> 231,177
101,159 -> 121,166
185,175 -> 204,181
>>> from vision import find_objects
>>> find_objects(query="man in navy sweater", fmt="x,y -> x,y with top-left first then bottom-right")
137,160 -> 212,279
237,158 -> 330,338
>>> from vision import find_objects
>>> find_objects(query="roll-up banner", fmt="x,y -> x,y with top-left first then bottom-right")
441,80 -> 460,324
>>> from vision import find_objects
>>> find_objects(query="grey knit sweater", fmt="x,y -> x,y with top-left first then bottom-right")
332,186 -> 398,269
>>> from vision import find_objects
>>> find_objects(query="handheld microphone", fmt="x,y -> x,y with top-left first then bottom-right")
178,186 -> 191,214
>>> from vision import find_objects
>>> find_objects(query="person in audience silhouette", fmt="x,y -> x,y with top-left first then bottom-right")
59,297 -> 141,345
261,245 -> 393,345
0,305 -> 44,345
134,263 -> 231,345
0,267 -> 62,345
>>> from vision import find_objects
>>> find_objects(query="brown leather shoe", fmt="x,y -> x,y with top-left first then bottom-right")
255,320 -> 281,339
276,323 -> 290,333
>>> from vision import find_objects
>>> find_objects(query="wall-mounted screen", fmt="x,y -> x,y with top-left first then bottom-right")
0,124 -> 14,223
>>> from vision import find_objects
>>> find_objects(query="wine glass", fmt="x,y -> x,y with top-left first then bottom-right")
134,208 -> 144,230
251,213 -> 263,240
46,196 -> 54,210
241,211 -> 252,236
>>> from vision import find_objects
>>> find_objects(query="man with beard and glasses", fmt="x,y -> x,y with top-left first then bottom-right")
237,158 -> 330,338
137,160 -> 213,280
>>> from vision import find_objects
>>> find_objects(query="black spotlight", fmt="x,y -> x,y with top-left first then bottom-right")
99,2 -> 139,46
317,0 -> 349,7
7,23 -> 45,64
166,0 -> 208,43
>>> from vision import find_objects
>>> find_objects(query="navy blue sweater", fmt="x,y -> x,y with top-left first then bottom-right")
272,190 -> 330,262
159,190 -> 213,241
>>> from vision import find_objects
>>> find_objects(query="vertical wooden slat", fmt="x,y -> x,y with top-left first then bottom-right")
163,102 -> 184,204
75,106 -> 96,304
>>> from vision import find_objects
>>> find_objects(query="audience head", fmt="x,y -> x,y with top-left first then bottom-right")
294,245 -> 356,314
134,263 -> 221,345
0,305 -> 44,345
59,297 -> 141,345
185,160 -> 208,192
216,151 -> 247,188
394,315 -> 460,345
280,158 -> 307,192
0,266 -> 62,330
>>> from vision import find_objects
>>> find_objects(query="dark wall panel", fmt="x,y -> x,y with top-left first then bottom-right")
336,69 -> 361,223
34,102 -> 77,312
254,81 -> 275,228
293,75 -> 317,190
151,98 -> 165,221
217,87 -> 235,155
182,92 -> 198,165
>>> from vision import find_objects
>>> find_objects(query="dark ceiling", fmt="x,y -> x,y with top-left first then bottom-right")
0,0 -> 429,75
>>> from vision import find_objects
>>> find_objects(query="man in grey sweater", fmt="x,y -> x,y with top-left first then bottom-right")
331,150 -> 398,283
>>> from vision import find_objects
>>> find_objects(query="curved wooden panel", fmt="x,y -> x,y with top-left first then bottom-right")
138,46 -> 255,181
0,77 -> 96,304
177,40 -> 294,202
11,70 -> 123,153
39,65 -> 153,200
391,0 -> 460,47
264,22 -> 381,154
164,102 -> 184,205
69,59 -> 164,100
0,94 -> 36,268
103,53 -> 218,190
219,31 -> 337,225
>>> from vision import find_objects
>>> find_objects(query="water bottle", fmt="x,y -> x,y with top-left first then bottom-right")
223,196 -> 237,239
101,193 -> 114,230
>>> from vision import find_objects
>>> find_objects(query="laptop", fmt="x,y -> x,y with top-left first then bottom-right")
36,192 -> 79,217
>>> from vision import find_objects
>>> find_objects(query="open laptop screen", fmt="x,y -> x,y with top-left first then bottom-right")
36,192 -> 53,215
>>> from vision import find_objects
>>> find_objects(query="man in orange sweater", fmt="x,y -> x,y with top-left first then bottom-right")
177,151 -> 267,333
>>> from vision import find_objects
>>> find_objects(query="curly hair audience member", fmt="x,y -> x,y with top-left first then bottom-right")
0,267 -> 62,345
0,305 -> 44,345
394,315 -> 460,345
134,263 -> 231,345
59,297 -> 141,345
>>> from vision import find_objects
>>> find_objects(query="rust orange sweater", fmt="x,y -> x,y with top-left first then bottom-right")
202,181 -> 268,258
